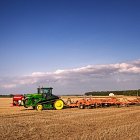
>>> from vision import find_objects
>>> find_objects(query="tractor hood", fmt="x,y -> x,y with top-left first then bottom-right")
24,93 -> 42,99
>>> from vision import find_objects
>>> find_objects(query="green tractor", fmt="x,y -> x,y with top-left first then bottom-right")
23,87 -> 64,111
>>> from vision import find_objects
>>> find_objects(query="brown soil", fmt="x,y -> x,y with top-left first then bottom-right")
0,98 -> 140,140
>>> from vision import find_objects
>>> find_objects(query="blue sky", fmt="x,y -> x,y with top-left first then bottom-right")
0,0 -> 140,94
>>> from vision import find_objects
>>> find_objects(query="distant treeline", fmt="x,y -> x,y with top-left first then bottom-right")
0,90 -> 140,97
85,90 -> 140,96
0,94 -> 13,98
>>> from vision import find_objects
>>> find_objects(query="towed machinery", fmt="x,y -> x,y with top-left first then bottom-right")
12,87 -> 64,111
66,96 -> 140,109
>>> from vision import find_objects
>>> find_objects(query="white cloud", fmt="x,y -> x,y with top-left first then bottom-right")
1,84 -> 17,88
0,59 -> 140,94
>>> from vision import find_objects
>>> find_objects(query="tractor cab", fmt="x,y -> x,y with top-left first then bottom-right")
38,87 -> 52,96
37,87 -> 58,99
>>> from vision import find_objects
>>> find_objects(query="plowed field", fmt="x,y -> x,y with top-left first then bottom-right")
0,98 -> 140,140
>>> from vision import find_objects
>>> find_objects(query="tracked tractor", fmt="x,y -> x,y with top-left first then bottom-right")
23,87 -> 64,111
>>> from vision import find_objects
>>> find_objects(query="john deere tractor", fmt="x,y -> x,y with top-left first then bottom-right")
23,87 -> 64,111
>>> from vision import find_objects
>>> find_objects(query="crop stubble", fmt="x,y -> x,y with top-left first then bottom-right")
0,98 -> 140,140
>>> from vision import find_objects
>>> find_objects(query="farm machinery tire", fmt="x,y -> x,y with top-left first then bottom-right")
78,104 -> 85,109
54,99 -> 64,110
23,98 -> 29,108
32,106 -> 36,110
36,104 -> 43,111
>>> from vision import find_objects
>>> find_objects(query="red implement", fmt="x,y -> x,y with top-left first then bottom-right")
12,95 -> 24,106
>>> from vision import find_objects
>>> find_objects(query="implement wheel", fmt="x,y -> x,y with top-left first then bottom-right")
78,104 -> 85,109
54,99 -> 64,110
23,98 -> 29,108
32,106 -> 36,110
36,104 -> 43,111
